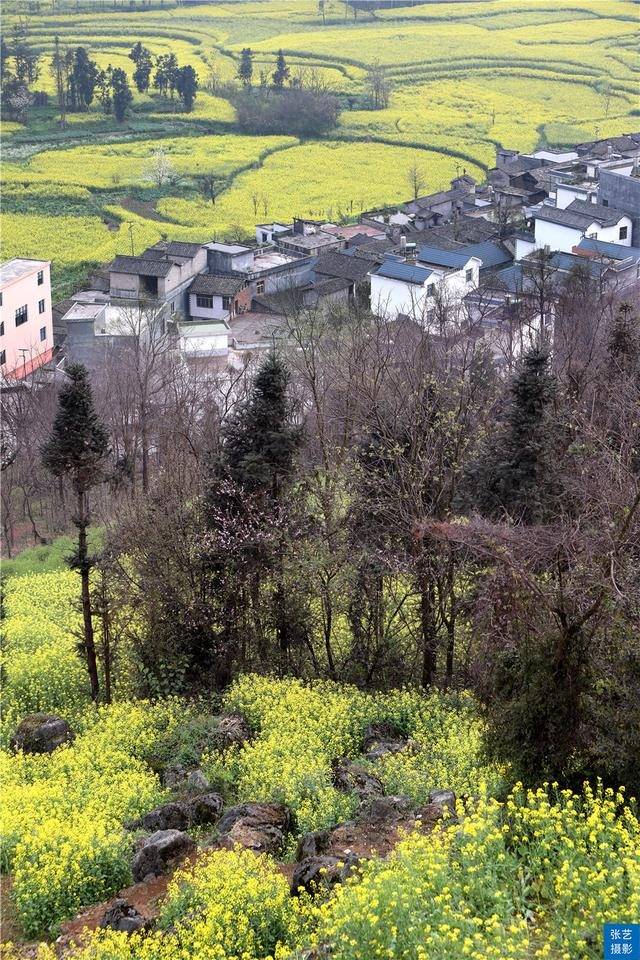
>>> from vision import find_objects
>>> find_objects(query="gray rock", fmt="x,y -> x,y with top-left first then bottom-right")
363,795 -> 413,822
188,792 -> 223,825
10,714 -> 75,754
291,854 -> 360,896
128,792 -> 224,833
99,899 -> 148,934
186,769 -> 211,793
215,712 -> 251,748
132,830 -> 194,883
140,802 -> 191,833
296,829 -> 331,861
428,789 -> 457,817
218,802 -> 291,857
332,760 -> 384,799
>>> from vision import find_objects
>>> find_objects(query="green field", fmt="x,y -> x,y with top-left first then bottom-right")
2,0 -> 638,296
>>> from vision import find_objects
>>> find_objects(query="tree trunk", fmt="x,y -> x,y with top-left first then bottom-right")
418,566 -> 437,688
77,491 -> 100,702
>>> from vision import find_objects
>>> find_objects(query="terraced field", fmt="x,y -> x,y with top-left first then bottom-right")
2,0 -> 638,295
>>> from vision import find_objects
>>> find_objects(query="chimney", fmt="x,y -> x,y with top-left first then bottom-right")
400,234 -> 407,252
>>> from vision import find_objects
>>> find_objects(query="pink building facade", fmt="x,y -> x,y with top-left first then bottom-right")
0,259 -> 54,379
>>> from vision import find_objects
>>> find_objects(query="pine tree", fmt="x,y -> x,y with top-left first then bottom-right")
470,345 -> 560,523
129,41 -> 153,93
68,47 -> 99,111
272,50 -> 290,89
110,67 -> 132,121
175,64 -> 198,112
220,351 -> 301,499
42,364 -> 109,702
237,47 -> 253,88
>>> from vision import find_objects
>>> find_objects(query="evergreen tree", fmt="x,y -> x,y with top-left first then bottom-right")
175,64 -> 198,112
237,47 -> 253,88
153,52 -> 178,97
129,41 -> 153,93
272,50 -> 290,89
96,66 -> 113,113
469,345 -> 560,523
41,364 -> 109,702
220,351 -> 301,499
110,67 -> 133,121
68,47 -> 99,111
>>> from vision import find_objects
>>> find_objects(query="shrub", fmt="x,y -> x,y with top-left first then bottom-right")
233,87 -> 340,137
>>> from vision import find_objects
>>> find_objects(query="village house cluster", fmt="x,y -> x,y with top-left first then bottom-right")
2,132 -> 640,381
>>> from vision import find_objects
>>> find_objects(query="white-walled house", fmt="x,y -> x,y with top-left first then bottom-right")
370,250 -> 481,323
187,274 -> 250,322
534,199 -> 632,253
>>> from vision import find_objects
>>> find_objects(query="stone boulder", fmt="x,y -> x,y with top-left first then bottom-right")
362,794 -> 413,822
215,712 -> 251,748
291,854 -> 360,896
418,789 -> 457,825
99,899 -> 149,934
162,765 -> 211,792
331,760 -> 384,799
129,793 -> 224,833
296,828 -> 332,861
132,830 -> 194,883
218,802 -> 291,857
10,714 -> 75,754
429,788 -> 457,817
362,723 -> 409,762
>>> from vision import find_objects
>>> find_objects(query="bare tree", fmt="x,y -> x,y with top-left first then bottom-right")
406,161 -> 426,200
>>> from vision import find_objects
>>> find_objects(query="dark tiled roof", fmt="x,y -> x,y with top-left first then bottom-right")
111,255 -> 173,278
314,251 -> 372,282
417,245 -> 473,269
190,274 -> 246,297
373,260 -> 434,284
309,276 -> 352,295
166,241 -> 203,259
462,241 -> 512,270
566,199 -> 628,226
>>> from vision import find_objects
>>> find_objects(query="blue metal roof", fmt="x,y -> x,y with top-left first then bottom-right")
576,237 -> 640,261
462,241 -> 512,270
374,260 -> 434,284
417,245 -> 471,269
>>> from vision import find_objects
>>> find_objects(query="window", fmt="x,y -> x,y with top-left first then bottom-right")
222,295 -> 231,310
38,298 -> 46,314
588,232 -> 598,239
602,198 -> 609,207
15,305 -> 28,326
0,350 -> 5,367
37,270 -> 44,285
0,291 -> 3,306
426,283 -> 435,296
465,269 -> 473,282
256,279 -> 265,295
196,294 -> 213,309
619,225 -> 628,240
262,232 -> 269,243
40,326 -> 47,342
0,321 -> 4,337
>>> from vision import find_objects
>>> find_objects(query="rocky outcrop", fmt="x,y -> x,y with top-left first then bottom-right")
362,722 -> 411,762
99,899 -> 149,934
215,712 -> 251,748
296,828 -> 331,861
10,714 -> 75,754
128,793 -> 224,833
331,760 -> 384,799
132,830 -> 194,883
218,802 -> 291,856
362,794 -> 413,822
418,789 -> 457,823
291,854 -> 360,896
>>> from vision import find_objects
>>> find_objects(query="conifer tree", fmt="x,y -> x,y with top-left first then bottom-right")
129,41 -> 153,93
176,64 -> 198,112
237,48 -> 253,88
110,67 -> 132,121
272,50 -> 290,89
42,364 -> 109,702
470,345 -> 560,523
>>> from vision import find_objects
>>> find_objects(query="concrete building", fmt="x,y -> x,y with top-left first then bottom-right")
188,274 -> 251,322
369,249 -> 481,324
109,241 -> 207,313
534,200 -> 632,253
0,258 -> 54,379
598,167 -> 640,243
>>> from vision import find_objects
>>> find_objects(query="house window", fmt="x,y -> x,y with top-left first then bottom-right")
37,270 -> 44,285
40,326 -> 47,342
196,294 -> 213,309
0,350 -> 5,366
0,292 -> 3,306
222,295 -> 231,310
619,225 -> 628,240
465,269 -> 473,282
602,198 -> 609,206
15,305 -> 28,326
38,298 -> 46,314
426,283 -> 435,296
262,232 -> 269,243
256,279 -> 265,295
588,232 -> 598,239
0,321 -> 4,337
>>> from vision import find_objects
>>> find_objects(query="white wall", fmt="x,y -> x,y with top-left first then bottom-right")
189,293 -> 229,321
556,185 -> 592,210
593,217 -> 632,246
370,265 -> 477,323
534,219 -> 584,252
